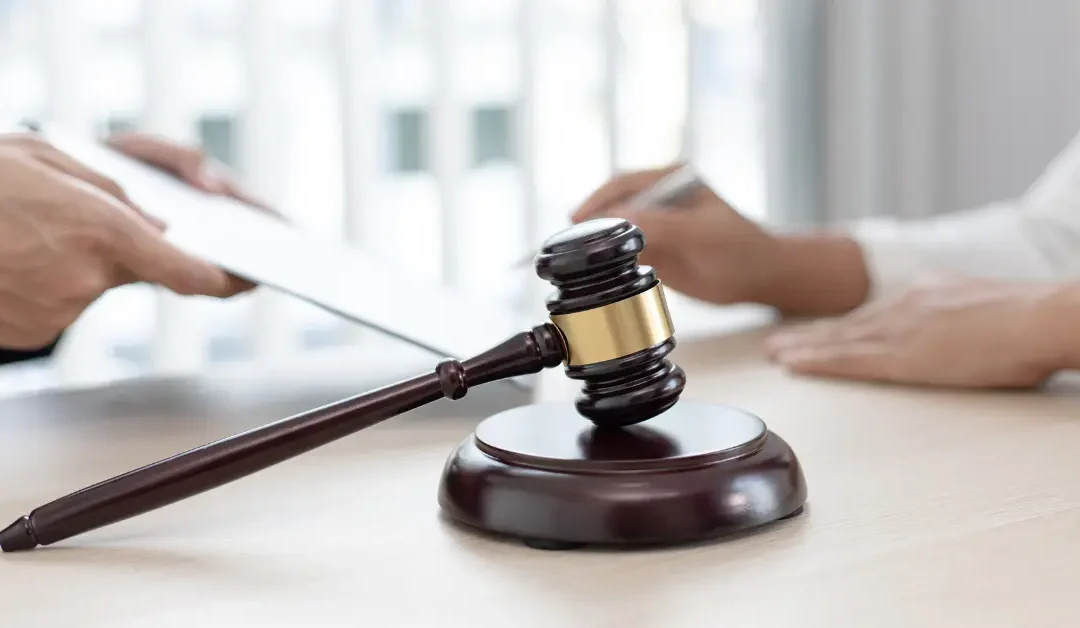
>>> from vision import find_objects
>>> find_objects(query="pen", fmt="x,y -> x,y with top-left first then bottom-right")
513,164 -> 705,268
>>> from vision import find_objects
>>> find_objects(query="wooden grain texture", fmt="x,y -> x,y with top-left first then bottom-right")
2,318 -> 1080,627
0,325 -> 565,552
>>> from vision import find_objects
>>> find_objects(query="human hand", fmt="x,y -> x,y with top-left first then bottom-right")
106,132 -> 289,294
571,165 -> 785,305
104,132 -> 280,217
570,165 -> 871,315
0,133 -> 252,349
764,279 -> 1079,389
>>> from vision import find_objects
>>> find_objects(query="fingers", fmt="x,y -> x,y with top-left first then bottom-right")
765,311 -> 905,382
30,144 -> 167,231
106,133 -> 286,220
32,148 -> 131,204
106,132 -> 225,193
220,178 -> 286,220
107,132 -> 234,195
763,318 -> 883,361
571,164 -> 684,223
29,141 -> 167,230
186,156 -> 234,195
108,217 -> 250,298
97,135 -> 265,296
106,132 -> 206,183
771,342 -> 899,382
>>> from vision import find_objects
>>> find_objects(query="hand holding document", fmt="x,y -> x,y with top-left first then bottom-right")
41,127 -> 528,364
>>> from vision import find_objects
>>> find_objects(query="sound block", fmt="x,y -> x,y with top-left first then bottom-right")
437,400 -> 807,549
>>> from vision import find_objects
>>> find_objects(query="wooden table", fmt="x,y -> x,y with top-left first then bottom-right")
2,316 -> 1080,627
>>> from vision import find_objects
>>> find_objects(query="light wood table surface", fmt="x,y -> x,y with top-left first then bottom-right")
2,316 -> 1080,627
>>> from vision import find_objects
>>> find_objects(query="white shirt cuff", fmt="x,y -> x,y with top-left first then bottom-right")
847,203 -> 1058,301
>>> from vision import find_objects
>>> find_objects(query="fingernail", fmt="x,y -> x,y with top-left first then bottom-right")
197,165 -> 228,193
200,175 -> 226,193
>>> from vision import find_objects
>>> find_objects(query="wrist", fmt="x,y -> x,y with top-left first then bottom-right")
752,233 -> 871,316
1037,283 -> 1080,370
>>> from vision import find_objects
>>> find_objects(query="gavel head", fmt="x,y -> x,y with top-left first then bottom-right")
534,217 -> 686,428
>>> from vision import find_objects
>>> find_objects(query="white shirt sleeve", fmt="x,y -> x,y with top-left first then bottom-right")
850,130 -> 1080,300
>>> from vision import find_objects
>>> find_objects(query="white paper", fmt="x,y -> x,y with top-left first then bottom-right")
42,128 -> 533,365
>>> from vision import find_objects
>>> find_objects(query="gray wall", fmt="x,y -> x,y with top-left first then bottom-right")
945,0 -> 1080,210
803,0 -> 1080,222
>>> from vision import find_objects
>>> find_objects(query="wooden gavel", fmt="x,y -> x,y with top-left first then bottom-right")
1,217 -> 693,552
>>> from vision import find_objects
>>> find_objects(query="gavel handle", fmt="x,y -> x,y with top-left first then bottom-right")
0,324 -> 566,552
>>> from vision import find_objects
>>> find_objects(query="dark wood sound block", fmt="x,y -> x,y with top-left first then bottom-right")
437,401 -> 808,549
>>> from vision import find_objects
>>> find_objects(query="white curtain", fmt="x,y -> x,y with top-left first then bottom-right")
773,0 -> 1080,226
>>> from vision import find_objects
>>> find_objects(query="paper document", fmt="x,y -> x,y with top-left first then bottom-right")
42,128 -> 533,364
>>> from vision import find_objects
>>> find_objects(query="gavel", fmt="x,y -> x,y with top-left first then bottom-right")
1,218 -> 806,552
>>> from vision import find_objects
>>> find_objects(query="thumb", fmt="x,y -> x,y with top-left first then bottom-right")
112,220 -> 246,297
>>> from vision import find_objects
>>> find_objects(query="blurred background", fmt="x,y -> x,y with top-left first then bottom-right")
0,0 -> 1077,394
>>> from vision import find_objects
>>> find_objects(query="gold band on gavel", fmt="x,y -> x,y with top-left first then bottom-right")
549,283 -> 675,366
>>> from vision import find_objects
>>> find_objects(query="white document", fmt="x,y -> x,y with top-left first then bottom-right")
42,128 -> 535,366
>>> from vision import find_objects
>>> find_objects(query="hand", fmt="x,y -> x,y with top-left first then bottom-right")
106,132 -> 287,295
0,133 -> 251,350
571,165 -> 871,314
571,165 -> 785,305
105,132 -> 278,216
764,279 -> 1077,389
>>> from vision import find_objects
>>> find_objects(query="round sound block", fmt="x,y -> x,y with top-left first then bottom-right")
437,401 -> 807,549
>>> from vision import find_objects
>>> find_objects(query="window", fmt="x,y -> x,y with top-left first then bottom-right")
105,116 -> 137,136
198,114 -> 237,168
471,104 -> 514,166
388,108 -> 428,173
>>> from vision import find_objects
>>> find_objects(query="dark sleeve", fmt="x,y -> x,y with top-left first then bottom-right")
0,336 -> 61,366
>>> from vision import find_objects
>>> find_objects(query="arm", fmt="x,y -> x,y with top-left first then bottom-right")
754,203 -> 1045,315
1043,282 -> 1080,371
569,129 -> 1080,318
847,130 -> 1080,302
754,129 -> 1080,313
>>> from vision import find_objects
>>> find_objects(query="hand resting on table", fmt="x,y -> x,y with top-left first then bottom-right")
764,278 -> 1080,389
